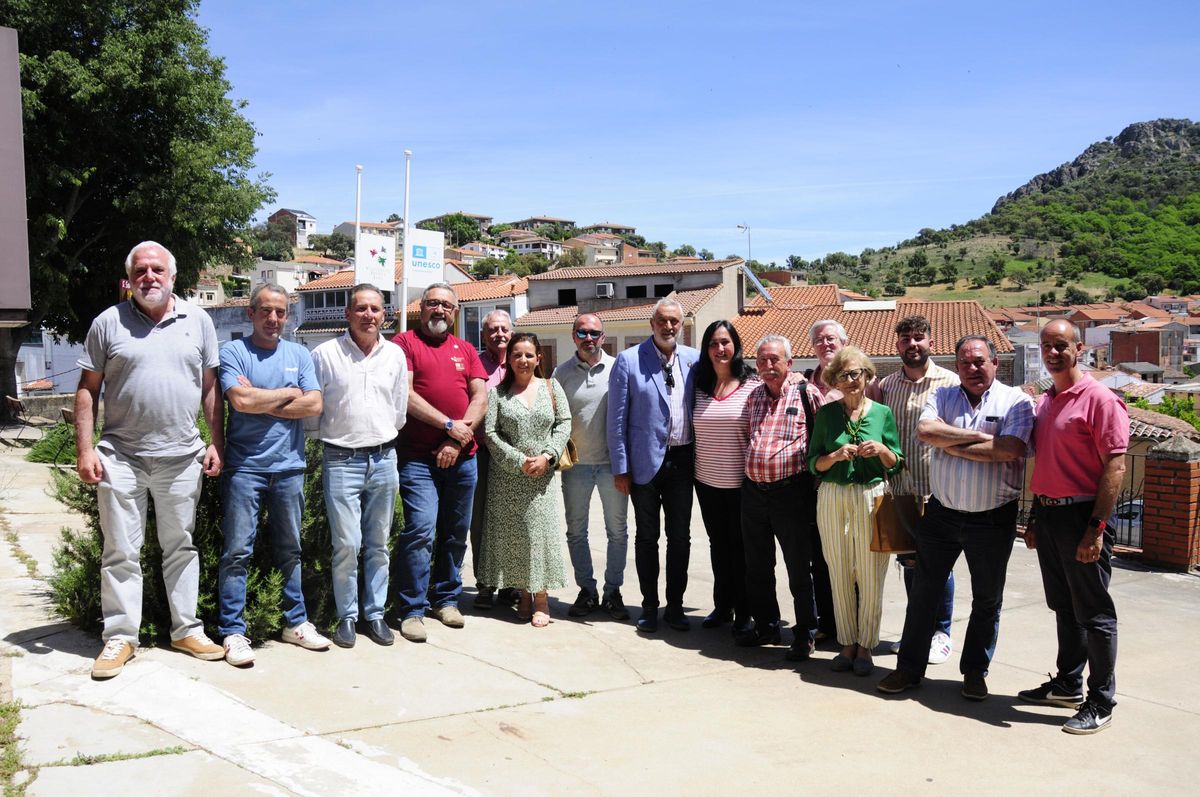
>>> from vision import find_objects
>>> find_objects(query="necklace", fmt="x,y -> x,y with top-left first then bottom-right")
843,402 -> 866,443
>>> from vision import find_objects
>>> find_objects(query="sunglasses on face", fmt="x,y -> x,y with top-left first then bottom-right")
422,299 -> 457,311
836,368 -> 865,383
574,329 -> 603,340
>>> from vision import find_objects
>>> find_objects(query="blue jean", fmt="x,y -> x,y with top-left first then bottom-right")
561,463 -> 629,598
897,498 -> 1018,678
395,456 -> 477,619
324,446 -> 398,621
218,469 -> 308,637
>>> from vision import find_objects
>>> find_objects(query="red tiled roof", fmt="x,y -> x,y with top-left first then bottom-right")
294,255 -> 346,266
1125,303 -> 1172,319
514,287 -> 721,327
1068,304 -> 1128,322
403,277 -> 528,312
747,284 -> 841,307
1116,381 -> 1165,399
338,220 -> 401,230
22,378 -> 53,391
732,299 -> 1012,359
526,258 -> 740,281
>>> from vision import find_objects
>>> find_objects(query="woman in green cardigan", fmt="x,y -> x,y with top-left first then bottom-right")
808,346 -> 903,677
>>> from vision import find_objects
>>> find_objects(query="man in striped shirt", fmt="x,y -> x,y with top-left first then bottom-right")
879,316 -> 959,665
878,335 -> 1034,701
738,336 -> 824,661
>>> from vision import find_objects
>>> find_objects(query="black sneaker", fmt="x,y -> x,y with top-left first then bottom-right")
568,589 -> 599,617
473,588 -> 495,610
1063,700 -> 1113,735
1018,675 -> 1085,708
601,591 -> 630,621
961,670 -> 988,701
496,588 -> 520,607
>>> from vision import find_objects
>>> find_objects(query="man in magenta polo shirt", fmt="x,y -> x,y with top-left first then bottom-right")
1020,318 -> 1128,735
391,283 -> 488,643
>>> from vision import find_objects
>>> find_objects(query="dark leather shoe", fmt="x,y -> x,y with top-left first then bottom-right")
496,588 -> 520,607
332,618 -> 356,648
701,608 -> 733,629
732,615 -> 754,636
785,637 -> 816,662
636,610 -> 658,633
662,608 -> 690,632
734,621 -> 781,647
365,618 -> 394,646
473,588 -> 495,609
962,670 -> 988,701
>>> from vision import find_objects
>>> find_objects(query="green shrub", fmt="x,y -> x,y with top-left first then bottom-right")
46,418 -> 404,645
25,421 -> 82,465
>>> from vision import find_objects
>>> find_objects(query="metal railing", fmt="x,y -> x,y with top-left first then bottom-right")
1018,451 -> 1146,549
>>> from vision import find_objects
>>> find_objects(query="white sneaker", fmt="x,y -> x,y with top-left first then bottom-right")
282,621 -> 331,651
928,631 -> 953,665
224,634 -> 255,667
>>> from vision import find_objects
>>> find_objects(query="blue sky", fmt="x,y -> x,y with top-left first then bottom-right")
197,0 -> 1199,267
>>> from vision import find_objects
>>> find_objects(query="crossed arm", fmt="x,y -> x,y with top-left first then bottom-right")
225,375 -> 322,419
917,418 -> 1025,462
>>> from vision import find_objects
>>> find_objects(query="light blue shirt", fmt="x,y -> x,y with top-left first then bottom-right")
921,380 -> 1034,512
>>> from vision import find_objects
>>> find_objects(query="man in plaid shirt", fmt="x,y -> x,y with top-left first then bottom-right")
737,335 -> 824,662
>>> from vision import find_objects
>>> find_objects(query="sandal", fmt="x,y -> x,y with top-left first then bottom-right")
515,590 -> 532,623
531,591 -> 551,628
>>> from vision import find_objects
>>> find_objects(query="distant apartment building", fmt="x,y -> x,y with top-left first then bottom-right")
506,215 -> 576,232
189,277 -> 226,307
331,220 -> 404,242
1145,295 -> 1190,315
462,241 -> 509,259
511,236 -> 563,260
579,222 -> 636,236
254,260 -> 310,294
563,234 -> 619,266
268,208 -> 317,249
1110,320 -> 1187,372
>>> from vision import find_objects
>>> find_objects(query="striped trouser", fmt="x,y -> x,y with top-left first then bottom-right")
815,480 -> 890,648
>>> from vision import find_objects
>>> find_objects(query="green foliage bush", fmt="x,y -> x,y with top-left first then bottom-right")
25,422 -> 81,465
46,418 -> 403,646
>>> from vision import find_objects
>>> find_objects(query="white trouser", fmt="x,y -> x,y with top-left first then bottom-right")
96,443 -> 205,644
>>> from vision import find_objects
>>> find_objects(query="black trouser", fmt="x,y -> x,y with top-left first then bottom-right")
1033,500 -> 1118,709
809,507 -> 837,636
740,473 -> 818,644
630,445 -> 694,611
469,443 -> 490,587
694,481 -> 748,619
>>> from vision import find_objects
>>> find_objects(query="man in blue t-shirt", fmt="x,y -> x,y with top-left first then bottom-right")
217,284 -> 329,666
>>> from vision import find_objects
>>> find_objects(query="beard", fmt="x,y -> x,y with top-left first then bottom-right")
902,348 -> 930,368
424,318 -> 449,336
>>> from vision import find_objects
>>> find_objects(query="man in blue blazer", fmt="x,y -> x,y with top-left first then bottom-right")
607,299 -> 700,632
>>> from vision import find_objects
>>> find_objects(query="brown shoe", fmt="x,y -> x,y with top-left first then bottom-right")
92,639 -> 135,679
170,631 -> 226,661
432,605 -> 465,628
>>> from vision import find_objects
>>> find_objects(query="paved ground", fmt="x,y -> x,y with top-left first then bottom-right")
1,436 -> 1198,796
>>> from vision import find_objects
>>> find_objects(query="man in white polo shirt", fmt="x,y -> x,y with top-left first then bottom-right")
311,283 -> 409,648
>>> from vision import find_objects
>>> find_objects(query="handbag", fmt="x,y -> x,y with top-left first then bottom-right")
870,488 -> 918,554
545,378 -> 577,471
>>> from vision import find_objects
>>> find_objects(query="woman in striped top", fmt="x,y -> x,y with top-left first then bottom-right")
692,320 -> 756,635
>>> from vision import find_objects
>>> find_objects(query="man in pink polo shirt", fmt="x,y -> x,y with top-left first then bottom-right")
1020,318 -> 1127,735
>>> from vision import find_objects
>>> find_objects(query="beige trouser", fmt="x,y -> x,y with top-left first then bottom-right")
816,480 -> 890,648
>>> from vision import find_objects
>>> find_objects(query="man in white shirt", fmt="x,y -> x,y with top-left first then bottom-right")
310,284 -> 409,648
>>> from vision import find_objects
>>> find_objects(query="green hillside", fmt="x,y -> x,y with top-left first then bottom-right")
806,119 -> 1200,306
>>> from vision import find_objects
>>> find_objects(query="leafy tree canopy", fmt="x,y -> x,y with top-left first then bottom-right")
6,0 -> 273,344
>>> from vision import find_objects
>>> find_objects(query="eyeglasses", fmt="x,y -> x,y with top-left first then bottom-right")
422,299 -> 457,311
574,329 -> 603,340
664,363 -> 675,389
835,368 -> 865,383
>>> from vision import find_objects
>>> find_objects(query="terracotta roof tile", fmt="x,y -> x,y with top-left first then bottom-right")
1127,406 -> 1200,440
747,284 -> 841,307
514,287 -> 721,327
527,258 -> 740,281
732,299 -> 1012,359
403,277 -> 528,312
294,255 -> 347,266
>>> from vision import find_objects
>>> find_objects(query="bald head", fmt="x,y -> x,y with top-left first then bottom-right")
1040,318 -> 1083,381
1041,318 -> 1079,344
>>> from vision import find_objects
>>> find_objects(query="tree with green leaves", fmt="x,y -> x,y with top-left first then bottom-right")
243,218 -> 295,262
940,260 -> 959,285
557,247 -> 586,269
0,0 -> 272,410
419,212 -> 480,247
1063,286 -> 1092,304
673,243 -> 696,257
308,232 -> 353,261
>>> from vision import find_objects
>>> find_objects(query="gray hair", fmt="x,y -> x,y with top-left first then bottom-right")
955,335 -> 997,359
809,319 -> 847,344
421,282 -> 458,304
124,241 -> 177,279
250,282 -> 289,311
349,282 -> 384,305
573,313 -> 603,332
482,309 -> 512,327
652,297 -> 683,317
756,335 -> 792,360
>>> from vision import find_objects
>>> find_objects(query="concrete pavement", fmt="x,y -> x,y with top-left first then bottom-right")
1,440 -> 1198,796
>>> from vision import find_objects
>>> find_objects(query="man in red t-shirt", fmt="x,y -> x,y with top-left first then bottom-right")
391,283 -> 488,643
1020,319 -> 1128,735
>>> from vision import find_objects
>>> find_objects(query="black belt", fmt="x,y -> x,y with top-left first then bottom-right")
326,439 -> 396,456
929,497 -> 1018,518
745,473 -> 806,492
1035,495 -> 1096,507
666,443 -> 694,456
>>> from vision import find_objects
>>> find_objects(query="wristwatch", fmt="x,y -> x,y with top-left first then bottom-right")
1087,517 -> 1107,532
545,452 -> 556,468
444,419 -> 454,431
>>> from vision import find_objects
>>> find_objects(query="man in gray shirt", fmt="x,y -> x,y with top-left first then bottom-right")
552,314 -> 630,620
75,241 -> 226,679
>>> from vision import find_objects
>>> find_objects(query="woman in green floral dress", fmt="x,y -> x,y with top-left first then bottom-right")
480,333 -> 573,627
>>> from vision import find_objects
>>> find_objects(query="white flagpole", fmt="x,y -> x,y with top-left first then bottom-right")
354,164 -> 363,256
400,149 -> 412,333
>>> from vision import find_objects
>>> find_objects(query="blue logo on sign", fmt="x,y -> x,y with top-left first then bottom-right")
412,245 -> 427,259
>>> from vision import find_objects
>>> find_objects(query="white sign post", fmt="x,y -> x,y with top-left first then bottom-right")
354,232 -> 395,288
403,228 -> 445,307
